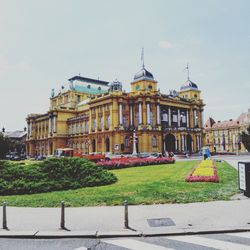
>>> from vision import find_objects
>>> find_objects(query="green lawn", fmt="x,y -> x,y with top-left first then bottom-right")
0,160 -> 239,207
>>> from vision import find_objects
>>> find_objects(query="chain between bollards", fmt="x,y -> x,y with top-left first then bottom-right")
60,201 -> 65,230
124,200 -> 129,229
2,202 -> 8,230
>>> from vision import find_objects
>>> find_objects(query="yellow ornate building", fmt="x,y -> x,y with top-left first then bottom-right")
204,109 -> 250,153
26,65 -> 205,157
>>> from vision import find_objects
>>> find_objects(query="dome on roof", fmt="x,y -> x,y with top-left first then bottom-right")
134,67 -> 154,81
109,80 -> 122,92
180,79 -> 198,91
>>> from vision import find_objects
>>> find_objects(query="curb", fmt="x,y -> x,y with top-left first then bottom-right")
0,228 -> 250,239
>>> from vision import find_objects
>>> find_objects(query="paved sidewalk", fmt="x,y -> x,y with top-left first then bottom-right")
0,199 -> 250,237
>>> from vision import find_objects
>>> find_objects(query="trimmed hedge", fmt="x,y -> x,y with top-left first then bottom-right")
0,158 -> 117,195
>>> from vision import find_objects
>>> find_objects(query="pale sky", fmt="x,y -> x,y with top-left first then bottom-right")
0,0 -> 249,130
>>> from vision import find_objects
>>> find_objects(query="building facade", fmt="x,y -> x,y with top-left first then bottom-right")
204,109 -> 250,153
26,65 -> 205,157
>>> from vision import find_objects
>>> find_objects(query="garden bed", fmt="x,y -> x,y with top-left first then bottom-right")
96,157 -> 175,169
185,159 -> 219,182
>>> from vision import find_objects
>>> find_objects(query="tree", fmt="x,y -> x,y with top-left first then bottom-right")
0,133 -> 11,159
242,125 -> 250,152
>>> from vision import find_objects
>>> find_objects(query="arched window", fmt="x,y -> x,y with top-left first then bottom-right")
98,86 -> 101,91
136,85 -> 140,90
87,85 -> 91,89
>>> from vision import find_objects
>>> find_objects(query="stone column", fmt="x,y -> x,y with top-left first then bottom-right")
146,103 -> 150,124
48,117 -> 51,135
130,104 -> 133,126
194,110 -> 197,127
119,103 -> 123,125
53,116 -> 57,133
201,109 -> 204,128
139,102 -> 142,124
186,110 -> 189,128
168,107 -> 171,127
181,135 -> 184,151
157,104 -> 161,125
178,109 -> 181,127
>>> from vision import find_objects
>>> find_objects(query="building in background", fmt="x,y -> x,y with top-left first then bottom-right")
1,128 -> 27,154
26,63 -> 205,157
204,109 -> 250,154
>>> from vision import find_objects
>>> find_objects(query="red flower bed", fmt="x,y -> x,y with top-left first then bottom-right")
96,157 -> 175,169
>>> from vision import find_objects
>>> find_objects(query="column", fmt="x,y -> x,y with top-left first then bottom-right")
201,110 -> 204,128
48,116 -> 51,135
181,135 -> 184,151
146,103 -> 150,124
157,104 -> 161,125
139,102 -> 142,124
102,106 -> 105,131
53,116 -> 57,133
119,103 -> 123,125
194,110 -> 197,127
30,122 -> 33,137
130,104 -> 133,126
168,107 -> 171,127
178,109 -> 181,127
186,110 -> 189,128
27,122 -> 30,138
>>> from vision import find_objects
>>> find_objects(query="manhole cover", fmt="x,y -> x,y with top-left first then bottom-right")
147,218 -> 175,227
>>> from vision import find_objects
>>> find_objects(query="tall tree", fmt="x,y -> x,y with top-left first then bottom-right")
0,133 -> 11,159
242,125 -> 250,152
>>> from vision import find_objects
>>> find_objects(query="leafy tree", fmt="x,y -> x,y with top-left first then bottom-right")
242,125 -> 250,152
0,134 -> 11,159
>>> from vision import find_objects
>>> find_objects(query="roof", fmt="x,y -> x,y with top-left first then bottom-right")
204,117 -> 216,129
68,76 -> 109,86
73,85 -> 108,94
5,130 -> 27,139
133,67 -> 154,81
180,79 -> 198,91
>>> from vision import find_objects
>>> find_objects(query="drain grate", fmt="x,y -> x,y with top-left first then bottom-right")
147,218 -> 175,227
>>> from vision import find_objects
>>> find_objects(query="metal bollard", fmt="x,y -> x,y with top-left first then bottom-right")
2,202 -> 8,230
60,201 -> 65,229
124,200 -> 129,229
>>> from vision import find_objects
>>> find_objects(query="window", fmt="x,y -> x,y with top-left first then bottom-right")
152,136 -> 157,147
98,87 -> 101,91
87,85 -> 91,89
77,95 -> 81,102
148,85 -> 152,90
150,111 -> 154,126
125,136 -> 130,148
107,116 -> 110,129
86,121 -> 89,132
136,85 -> 140,90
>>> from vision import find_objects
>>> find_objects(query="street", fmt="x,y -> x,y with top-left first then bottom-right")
1,232 -> 250,249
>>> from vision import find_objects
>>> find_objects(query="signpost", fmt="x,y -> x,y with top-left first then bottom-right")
238,162 -> 250,197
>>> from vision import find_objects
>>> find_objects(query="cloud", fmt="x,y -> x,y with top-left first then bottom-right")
158,40 -> 173,49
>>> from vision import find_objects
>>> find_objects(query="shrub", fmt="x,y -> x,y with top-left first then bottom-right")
0,158 -> 117,195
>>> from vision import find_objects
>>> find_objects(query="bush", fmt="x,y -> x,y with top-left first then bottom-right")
0,158 -> 117,195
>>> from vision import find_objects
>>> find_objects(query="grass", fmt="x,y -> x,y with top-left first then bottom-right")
0,160 -> 239,207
